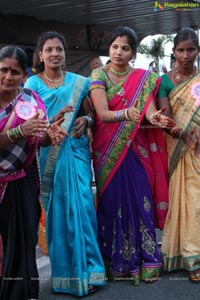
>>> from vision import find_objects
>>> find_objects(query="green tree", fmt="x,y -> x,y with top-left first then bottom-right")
137,35 -> 173,70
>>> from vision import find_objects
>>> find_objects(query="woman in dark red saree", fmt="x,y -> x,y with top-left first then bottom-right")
90,26 -> 175,285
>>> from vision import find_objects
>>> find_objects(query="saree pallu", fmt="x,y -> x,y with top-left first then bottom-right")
161,74 -> 200,272
0,89 -> 45,300
92,69 -> 168,280
25,73 -> 106,296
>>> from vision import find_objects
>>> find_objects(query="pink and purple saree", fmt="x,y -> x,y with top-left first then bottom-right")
0,88 -> 46,300
90,68 -> 168,282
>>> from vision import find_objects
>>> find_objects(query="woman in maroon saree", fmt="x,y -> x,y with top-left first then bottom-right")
90,26 -> 175,285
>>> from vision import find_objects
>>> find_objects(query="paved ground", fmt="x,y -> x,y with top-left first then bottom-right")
36,230 -> 200,300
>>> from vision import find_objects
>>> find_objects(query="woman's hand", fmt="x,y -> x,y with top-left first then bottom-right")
20,112 -> 49,137
51,105 -> 74,123
47,117 -> 68,146
194,127 -> 200,156
127,106 -> 141,122
20,112 -> 68,146
194,141 -> 200,156
149,108 -> 176,129
71,116 -> 88,138
181,130 -> 195,147
180,128 -> 200,156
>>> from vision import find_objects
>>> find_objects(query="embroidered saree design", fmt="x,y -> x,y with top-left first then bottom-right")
91,68 -> 169,229
161,73 -> 200,271
90,68 -> 168,283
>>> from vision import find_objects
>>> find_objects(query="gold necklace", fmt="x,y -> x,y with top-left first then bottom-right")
173,67 -> 197,81
110,67 -> 129,77
44,71 -> 63,88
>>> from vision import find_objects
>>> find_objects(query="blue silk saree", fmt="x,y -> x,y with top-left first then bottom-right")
25,72 -> 106,296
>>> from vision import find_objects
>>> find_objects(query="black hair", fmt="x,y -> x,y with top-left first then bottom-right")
109,26 -> 138,56
33,31 -> 67,73
0,45 -> 28,73
24,48 -> 34,68
173,27 -> 199,50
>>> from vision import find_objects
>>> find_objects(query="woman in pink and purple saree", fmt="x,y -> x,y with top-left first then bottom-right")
0,45 -> 68,300
90,26 -> 175,285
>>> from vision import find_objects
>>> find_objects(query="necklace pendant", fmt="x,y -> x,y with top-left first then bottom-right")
174,66 -> 198,82
44,71 -> 64,87
176,74 -> 182,80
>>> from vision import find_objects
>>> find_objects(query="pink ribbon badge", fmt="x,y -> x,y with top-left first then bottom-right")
191,83 -> 200,107
15,101 -> 36,120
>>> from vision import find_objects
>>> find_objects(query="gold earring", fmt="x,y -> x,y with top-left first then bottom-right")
131,57 -> 135,65
40,58 -> 43,62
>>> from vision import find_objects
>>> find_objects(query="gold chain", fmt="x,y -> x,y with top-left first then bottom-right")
44,71 -> 64,88
173,67 -> 197,83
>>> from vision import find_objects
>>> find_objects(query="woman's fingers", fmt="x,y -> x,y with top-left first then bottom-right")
194,141 -> 200,156
63,105 -> 74,113
72,117 -> 88,138
128,106 -> 141,122
195,127 -> 200,140
21,118 -> 49,137
150,111 -> 176,128
55,117 -> 65,125
47,118 -> 70,145
158,107 -> 167,113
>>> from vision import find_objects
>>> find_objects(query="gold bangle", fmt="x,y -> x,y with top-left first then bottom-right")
127,109 -> 131,121
7,130 -> 15,143
179,129 -> 184,139
18,125 -> 26,137
170,127 -> 183,138
124,109 -> 131,121
7,126 -> 24,143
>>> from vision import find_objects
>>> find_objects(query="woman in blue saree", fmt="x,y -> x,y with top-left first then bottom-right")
25,31 -> 106,296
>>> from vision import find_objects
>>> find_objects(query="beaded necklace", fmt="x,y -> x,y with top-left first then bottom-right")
172,67 -> 197,82
44,71 -> 64,88
110,67 -> 129,77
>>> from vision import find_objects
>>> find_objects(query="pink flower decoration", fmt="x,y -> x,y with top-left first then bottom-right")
191,83 -> 200,107
15,101 -> 36,120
